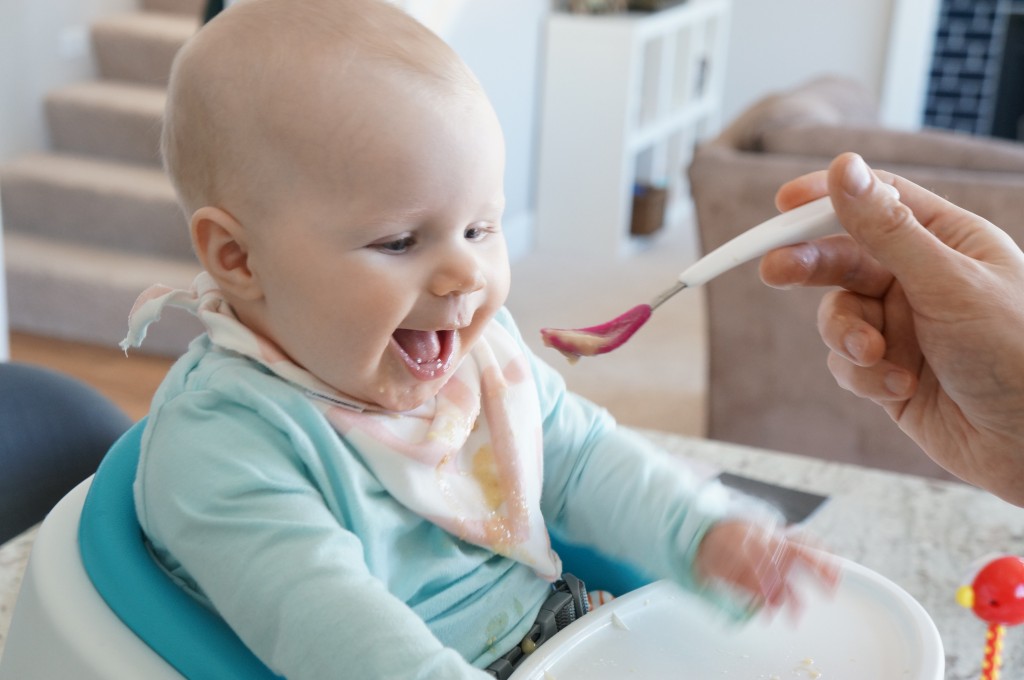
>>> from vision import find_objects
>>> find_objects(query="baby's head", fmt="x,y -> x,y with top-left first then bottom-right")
163,0 -> 511,412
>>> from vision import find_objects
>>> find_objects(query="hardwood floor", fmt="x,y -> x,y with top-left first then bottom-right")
8,332 -> 174,421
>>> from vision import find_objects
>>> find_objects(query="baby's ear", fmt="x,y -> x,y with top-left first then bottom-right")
190,206 -> 262,301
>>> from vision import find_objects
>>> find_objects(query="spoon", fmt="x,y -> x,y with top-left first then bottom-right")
540,196 -> 845,362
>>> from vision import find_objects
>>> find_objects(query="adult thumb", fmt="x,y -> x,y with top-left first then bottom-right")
826,153 -> 956,295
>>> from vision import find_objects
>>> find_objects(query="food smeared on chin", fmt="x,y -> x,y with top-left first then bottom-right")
539,304 -> 652,363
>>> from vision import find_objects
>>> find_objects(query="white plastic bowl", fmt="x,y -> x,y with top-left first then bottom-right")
511,557 -> 943,680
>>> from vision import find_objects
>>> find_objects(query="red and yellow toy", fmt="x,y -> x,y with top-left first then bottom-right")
956,555 -> 1024,680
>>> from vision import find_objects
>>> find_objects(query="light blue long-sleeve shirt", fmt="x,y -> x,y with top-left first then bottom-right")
135,308 -> 747,679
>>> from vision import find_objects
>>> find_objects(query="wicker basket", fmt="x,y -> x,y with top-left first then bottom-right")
630,184 -> 668,235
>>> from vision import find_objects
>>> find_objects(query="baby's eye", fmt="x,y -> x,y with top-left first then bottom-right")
464,223 -> 496,242
374,235 -> 416,254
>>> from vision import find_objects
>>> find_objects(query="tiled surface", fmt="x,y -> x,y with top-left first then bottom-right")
924,0 -> 1008,134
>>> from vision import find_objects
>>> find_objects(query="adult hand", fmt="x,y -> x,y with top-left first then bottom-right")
760,152 -> 1024,505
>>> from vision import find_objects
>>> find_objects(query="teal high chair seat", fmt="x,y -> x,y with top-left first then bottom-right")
79,419 -> 282,679
0,419 -> 279,679
0,419 -> 651,679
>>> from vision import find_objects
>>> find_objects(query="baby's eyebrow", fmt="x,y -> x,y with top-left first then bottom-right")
471,197 -> 506,222
340,209 -> 423,237
365,200 -> 507,229
341,194 -> 508,237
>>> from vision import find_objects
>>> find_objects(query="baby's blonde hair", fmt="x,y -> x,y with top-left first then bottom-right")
161,0 -> 481,219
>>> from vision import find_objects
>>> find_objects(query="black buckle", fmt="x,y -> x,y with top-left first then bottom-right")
485,574 -> 588,679
562,573 -> 589,620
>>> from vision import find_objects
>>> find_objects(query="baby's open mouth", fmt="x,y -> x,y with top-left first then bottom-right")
391,328 -> 458,380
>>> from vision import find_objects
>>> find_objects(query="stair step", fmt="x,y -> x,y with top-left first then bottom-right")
46,81 -> 165,167
0,153 -> 192,260
141,0 -> 206,17
4,232 -> 203,357
91,12 -> 198,86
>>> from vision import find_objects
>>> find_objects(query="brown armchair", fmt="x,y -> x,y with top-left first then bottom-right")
687,76 -> 1024,480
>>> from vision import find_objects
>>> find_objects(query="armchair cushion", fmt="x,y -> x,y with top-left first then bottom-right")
762,124 -> 1024,173
715,75 -> 878,152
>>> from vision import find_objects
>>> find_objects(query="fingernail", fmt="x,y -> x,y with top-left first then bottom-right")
885,371 -> 912,396
771,243 -> 817,290
843,330 -> 868,362
842,155 -> 873,196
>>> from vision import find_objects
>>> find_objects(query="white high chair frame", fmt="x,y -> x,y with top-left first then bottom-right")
0,420 -> 281,680
0,479 -> 181,679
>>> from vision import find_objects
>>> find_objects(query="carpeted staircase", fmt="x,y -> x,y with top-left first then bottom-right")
1,0 -> 207,356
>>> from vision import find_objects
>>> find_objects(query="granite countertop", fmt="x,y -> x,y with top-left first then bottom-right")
641,430 -> 1024,680
1,431 -> 1023,678
0,527 -> 35,658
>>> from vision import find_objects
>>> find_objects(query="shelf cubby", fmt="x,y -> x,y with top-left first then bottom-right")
536,0 -> 731,257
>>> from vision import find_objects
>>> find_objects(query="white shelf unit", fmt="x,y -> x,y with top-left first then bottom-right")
535,0 -> 731,258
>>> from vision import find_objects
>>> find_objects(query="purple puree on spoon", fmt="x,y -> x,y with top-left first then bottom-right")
540,304 -> 652,363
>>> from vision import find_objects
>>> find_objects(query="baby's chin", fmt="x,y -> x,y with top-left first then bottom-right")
362,359 -> 461,412
371,382 -> 447,414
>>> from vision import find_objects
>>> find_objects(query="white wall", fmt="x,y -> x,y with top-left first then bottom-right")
879,0 -> 941,129
0,0 -> 135,163
722,0 -> 902,127
404,0 -> 549,261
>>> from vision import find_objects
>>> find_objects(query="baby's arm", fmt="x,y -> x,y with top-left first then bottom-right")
514,317 -> 835,617
541,404 -> 836,618
137,399 -> 492,680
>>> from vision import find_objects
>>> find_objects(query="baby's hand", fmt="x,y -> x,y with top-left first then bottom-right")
694,519 -> 840,619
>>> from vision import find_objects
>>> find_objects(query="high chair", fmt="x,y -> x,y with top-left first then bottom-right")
0,419 -> 279,679
0,419 -> 652,679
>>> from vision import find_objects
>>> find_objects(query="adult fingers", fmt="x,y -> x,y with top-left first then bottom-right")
826,350 -> 917,402
759,234 -> 895,297
816,290 -> 887,366
775,170 -> 829,212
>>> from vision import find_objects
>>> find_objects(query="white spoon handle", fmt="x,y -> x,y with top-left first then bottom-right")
679,196 -> 841,288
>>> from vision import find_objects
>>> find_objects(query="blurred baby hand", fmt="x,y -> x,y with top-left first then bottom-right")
694,519 -> 840,620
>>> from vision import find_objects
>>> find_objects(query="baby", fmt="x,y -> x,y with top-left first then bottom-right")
122,1 -> 836,678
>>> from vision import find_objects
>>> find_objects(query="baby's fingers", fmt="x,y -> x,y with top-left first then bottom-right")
697,522 -> 841,622
787,541 -> 841,594
753,542 -> 840,627
738,529 -> 819,607
770,545 -> 840,625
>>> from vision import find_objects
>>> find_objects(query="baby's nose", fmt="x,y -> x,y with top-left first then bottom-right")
430,247 -> 485,296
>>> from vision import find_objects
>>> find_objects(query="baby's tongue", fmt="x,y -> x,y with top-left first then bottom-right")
393,329 -> 441,364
